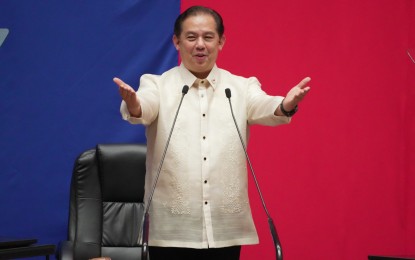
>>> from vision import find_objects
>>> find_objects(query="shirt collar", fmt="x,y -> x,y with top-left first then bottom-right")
179,63 -> 219,90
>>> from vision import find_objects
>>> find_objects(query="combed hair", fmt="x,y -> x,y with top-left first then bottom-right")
174,6 -> 225,38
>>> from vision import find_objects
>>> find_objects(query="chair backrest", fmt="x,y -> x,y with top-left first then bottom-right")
67,144 -> 146,260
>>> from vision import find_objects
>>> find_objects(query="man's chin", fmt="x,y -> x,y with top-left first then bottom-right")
188,67 -> 212,78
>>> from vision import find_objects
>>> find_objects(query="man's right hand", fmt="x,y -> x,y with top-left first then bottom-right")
113,77 -> 142,118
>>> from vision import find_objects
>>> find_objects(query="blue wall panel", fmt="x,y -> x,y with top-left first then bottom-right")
0,1 -> 179,256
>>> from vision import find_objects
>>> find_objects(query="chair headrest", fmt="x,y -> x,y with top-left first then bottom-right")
96,144 -> 146,202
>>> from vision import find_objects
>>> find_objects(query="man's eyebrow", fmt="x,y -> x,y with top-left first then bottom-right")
184,30 -> 216,35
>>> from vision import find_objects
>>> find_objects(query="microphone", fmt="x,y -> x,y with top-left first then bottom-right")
225,88 -> 231,98
140,85 -> 189,260
225,88 -> 283,260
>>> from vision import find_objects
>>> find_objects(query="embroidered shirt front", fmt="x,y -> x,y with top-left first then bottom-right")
120,64 -> 290,248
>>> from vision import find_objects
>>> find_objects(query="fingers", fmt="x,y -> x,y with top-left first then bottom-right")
295,77 -> 311,100
284,77 -> 311,107
113,77 -> 136,101
113,77 -> 133,91
297,77 -> 311,90
113,77 -> 133,90
299,85 -> 311,95
113,77 -> 124,87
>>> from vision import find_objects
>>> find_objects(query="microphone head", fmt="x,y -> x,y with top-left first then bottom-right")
182,85 -> 189,94
225,88 -> 231,98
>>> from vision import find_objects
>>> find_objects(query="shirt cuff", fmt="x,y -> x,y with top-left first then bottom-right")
120,101 -> 146,125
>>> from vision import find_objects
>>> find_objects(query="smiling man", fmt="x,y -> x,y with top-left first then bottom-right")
172,10 -> 224,79
113,5 -> 310,260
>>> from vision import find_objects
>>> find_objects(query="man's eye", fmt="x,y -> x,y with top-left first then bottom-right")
187,36 -> 196,41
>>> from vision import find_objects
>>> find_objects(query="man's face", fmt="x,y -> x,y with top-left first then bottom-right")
173,14 -> 225,79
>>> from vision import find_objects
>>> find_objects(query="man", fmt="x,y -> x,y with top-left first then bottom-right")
113,5 -> 310,260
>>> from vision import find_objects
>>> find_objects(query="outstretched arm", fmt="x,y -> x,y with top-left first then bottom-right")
275,77 -> 311,116
113,77 -> 142,118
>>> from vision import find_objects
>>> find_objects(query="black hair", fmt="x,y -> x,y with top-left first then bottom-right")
174,6 -> 225,38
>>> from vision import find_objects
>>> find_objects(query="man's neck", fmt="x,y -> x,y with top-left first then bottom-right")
189,69 -> 211,79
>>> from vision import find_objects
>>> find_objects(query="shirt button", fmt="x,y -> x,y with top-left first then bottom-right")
201,94 -> 204,98
205,201 -> 208,205
203,114 -> 206,117
204,157 -> 207,161
203,136 -> 206,140
204,180 -> 207,184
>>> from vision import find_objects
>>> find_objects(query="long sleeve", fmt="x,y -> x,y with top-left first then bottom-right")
120,74 -> 161,126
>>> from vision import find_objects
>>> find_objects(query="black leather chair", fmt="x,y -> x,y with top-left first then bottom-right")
57,144 -> 147,260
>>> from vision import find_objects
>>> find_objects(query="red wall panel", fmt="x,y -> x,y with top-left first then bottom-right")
182,1 -> 415,259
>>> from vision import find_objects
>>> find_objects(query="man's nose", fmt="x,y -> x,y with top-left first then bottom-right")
195,37 -> 205,48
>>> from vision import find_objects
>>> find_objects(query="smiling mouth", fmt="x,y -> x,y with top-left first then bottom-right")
194,54 -> 207,62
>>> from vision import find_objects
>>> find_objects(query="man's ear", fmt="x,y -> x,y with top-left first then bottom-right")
218,35 -> 226,51
172,35 -> 180,50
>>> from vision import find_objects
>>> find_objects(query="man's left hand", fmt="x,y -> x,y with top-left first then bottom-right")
282,77 -> 311,111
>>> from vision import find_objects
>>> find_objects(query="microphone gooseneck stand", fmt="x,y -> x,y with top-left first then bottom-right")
225,88 -> 283,260
140,85 -> 189,260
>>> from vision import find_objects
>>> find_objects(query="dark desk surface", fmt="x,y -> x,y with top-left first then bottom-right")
0,237 -> 37,249
0,244 -> 55,259
369,256 -> 415,260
